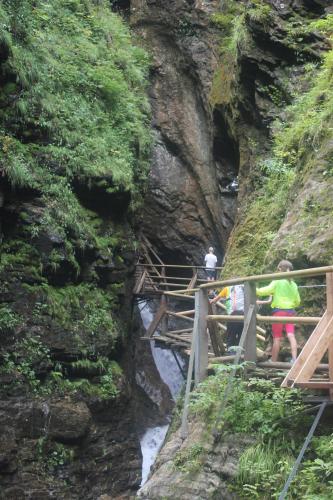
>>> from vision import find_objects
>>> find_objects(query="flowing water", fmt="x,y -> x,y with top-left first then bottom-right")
138,301 -> 185,486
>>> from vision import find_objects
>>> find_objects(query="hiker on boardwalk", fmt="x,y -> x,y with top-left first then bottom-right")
256,260 -> 300,363
210,283 -> 244,354
204,247 -> 217,281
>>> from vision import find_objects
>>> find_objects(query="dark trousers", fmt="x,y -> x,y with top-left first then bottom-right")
226,310 -> 244,351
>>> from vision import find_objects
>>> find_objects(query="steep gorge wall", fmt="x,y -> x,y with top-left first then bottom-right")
132,0 -> 239,265
0,1 -> 153,498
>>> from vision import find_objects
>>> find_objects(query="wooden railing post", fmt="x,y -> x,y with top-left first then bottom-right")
327,272 -> 333,400
244,281 -> 257,363
160,266 -> 168,334
194,289 -> 209,384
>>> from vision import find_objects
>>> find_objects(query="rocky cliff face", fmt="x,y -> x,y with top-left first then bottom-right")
132,0 -> 239,265
132,0 -> 332,273
0,1 -> 153,498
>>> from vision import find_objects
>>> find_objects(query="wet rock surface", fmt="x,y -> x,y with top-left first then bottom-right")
138,420 -> 253,499
0,390 -> 142,499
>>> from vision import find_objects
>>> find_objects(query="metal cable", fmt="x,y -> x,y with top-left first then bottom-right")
278,401 -> 328,500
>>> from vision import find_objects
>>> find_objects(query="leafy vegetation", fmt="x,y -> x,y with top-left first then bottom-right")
187,367 -> 333,497
222,9 -> 333,275
0,0 -> 151,252
30,283 -> 119,343
190,369 -> 306,438
274,47 -> 333,170
223,159 -> 296,276
37,437 -> 74,471
173,443 -> 205,474
0,305 -> 21,334
0,335 -> 51,392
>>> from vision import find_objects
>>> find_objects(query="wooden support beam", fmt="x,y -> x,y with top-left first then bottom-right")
200,265 -> 333,290
194,289 -> 209,384
208,303 -> 223,357
281,311 -> 330,388
327,272 -> 333,400
257,315 -> 321,325
163,328 -> 193,335
187,269 -> 198,290
260,361 -> 329,371
244,282 -> 257,363
160,276 -> 168,335
181,299 -> 200,438
146,303 -> 167,338
155,282 -> 190,288
166,311 -> 195,322
215,301 -> 227,311
141,234 -> 164,266
164,288 -> 200,296
293,315 -> 333,384
294,381 -> 333,389
162,332 -> 191,344
153,335 -> 189,348
208,314 -> 244,322
134,270 -> 147,295
173,309 -> 195,316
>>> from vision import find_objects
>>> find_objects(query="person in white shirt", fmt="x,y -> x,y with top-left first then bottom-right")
204,247 -> 217,281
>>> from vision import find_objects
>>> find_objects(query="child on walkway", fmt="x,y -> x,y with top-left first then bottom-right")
256,260 -> 300,363
210,284 -> 244,354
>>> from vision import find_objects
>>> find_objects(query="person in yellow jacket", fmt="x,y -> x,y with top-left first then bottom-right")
257,260 -> 300,363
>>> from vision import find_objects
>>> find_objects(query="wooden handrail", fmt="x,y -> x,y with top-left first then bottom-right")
200,265 -> 333,289
207,314 -> 321,325
164,288 -> 199,295
137,263 -> 224,270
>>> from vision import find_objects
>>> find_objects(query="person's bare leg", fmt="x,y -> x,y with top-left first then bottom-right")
288,334 -> 298,361
271,338 -> 281,362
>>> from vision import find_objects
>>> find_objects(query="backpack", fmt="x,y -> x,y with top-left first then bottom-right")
228,285 -> 244,313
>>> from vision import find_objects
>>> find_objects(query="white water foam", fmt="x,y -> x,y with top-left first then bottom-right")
140,425 -> 169,486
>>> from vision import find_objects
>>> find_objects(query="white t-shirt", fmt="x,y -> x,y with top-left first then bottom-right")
204,253 -> 217,269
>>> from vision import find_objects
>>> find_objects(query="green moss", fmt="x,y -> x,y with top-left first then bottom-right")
46,359 -> 122,399
0,239 -> 43,279
27,282 -> 119,346
275,48 -> 333,168
223,10 -> 333,273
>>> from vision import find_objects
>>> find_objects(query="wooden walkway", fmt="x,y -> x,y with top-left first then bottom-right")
135,244 -> 333,401
134,235 -> 223,297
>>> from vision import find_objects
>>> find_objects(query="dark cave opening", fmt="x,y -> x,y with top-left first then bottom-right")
73,178 -> 131,221
212,109 -> 240,194
110,0 -> 130,16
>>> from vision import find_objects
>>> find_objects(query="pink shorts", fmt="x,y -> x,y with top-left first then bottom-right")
272,310 -> 296,339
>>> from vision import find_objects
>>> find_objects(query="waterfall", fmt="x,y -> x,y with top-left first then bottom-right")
138,300 -> 185,486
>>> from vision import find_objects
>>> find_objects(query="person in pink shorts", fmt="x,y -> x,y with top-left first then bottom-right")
257,260 -> 301,363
